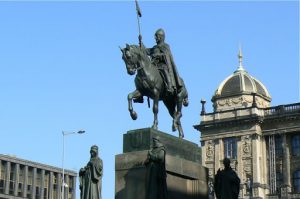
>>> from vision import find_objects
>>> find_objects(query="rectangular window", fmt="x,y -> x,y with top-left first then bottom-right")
27,167 -> 33,198
224,137 -> 237,159
276,172 -> 283,189
275,135 -> 283,157
292,135 -> 300,156
9,163 -> 15,195
44,172 -> 49,199
36,186 -> 40,197
18,183 -> 23,197
44,187 -> 48,199
293,170 -> 300,193
0,161 -> 7,194
0,180 -> 4,194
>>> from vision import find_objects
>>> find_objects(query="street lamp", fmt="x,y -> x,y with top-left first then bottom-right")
62,130 -> 85,199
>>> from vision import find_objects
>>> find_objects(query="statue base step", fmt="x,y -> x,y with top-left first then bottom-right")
115,128 -> 208,199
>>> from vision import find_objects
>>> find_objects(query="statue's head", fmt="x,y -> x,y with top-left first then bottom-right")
223,157 -> 231,169
155,28 -> 165,44
90,145 -> 98,157
153,137 -> 163,148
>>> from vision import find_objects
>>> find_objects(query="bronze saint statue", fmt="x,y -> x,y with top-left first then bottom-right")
144,138 -> 167,199
79,145 -> 103,199
121,28 -> 189,138
214,158 -> 240,199
146,28 -> 183,95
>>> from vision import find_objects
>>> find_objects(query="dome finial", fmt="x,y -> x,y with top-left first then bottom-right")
237,44 -> 244,71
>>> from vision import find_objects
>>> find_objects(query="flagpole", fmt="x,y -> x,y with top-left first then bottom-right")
135,0 -> 142,47
137,14 -> 142,47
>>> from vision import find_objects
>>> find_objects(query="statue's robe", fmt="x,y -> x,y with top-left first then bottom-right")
79,157 -> 103,199
148,42 -> 183,91
146,146 -> 167,199
214,168 -> 240,199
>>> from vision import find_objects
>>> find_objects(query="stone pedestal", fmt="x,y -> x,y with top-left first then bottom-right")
115,128 -> 208,199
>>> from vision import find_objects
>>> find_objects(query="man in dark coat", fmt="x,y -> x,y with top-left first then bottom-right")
214,158 -> 240,199
144,137 -> 167,199
147,28 -> 183,95
79,145 -> 103,199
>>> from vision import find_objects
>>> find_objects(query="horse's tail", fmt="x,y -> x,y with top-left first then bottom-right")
147,97 -> 150,108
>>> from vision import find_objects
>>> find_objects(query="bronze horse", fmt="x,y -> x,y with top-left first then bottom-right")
121,44 -> 188,138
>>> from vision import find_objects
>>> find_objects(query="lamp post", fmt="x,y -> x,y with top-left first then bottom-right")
62,130 -> 85,199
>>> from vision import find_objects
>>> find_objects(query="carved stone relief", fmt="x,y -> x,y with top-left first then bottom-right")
214,95 -> 270,111
241,135 -> 252,157
206,140 -> 214,161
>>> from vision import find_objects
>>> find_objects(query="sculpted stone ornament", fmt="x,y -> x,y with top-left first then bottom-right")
121,28 -> 189,138
79,145 -> 103,199
214,158 -> 240,199
144,138 -> 167,199
206,140 -> 214,160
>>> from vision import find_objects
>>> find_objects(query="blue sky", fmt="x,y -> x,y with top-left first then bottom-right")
0,1 -> 299,198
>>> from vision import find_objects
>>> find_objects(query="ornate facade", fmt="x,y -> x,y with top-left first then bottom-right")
194,50 -> 300,199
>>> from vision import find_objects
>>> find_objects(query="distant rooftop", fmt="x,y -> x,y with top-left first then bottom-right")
0,154 -> 77,176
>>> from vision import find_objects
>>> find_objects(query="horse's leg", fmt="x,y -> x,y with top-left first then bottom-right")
177,120 -> 184,138
151,90 -> 159,130
174,88 -> 186,138
128,90 -> 142,120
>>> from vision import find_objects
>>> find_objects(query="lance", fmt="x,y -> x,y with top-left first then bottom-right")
135,0 -> 142,48
134,0 -> 150,108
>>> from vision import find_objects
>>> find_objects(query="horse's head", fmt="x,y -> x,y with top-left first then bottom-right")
120,44 -> 139,75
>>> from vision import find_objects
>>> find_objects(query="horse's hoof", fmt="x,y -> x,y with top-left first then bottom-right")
179,134 -> 184,139
183,98 -> 189,107
172,123 -> 177,132
131,111 -> 137,120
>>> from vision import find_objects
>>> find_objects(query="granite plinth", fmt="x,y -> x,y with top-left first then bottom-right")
123,128 -> 201,163
115,128 -> 208,199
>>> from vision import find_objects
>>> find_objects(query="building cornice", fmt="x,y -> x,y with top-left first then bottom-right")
0,154 -> 77,176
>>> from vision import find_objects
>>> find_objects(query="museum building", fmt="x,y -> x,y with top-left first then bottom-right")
194,50 -> 300,199
0,154 -> 77,199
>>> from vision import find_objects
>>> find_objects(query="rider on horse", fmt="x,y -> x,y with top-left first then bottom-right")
146,29 -> 183,95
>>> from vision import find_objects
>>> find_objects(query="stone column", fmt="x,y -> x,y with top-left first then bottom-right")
281,134 -> 291,198
261,136 -> 269,189
72,176 -> 76,199
32,167 -> 37,199
57,173 -> 61,199
214,139 -> 222,173
252,134 -> 262,198
4,161 -> 11,195
64,175 -> 69,199
49,172 -> 54,199
23,166 -> 28,197
40,170 -> 45,199
14,164 -> 20,196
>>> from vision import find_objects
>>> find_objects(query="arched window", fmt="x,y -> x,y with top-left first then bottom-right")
293,170 -> 300,192
292,135 -> 300,156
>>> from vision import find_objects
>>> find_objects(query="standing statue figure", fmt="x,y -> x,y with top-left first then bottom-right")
147,28 -> 183,95
144,138 -> 167,199
214,158 -> 240,199
79,145 -> 103,199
